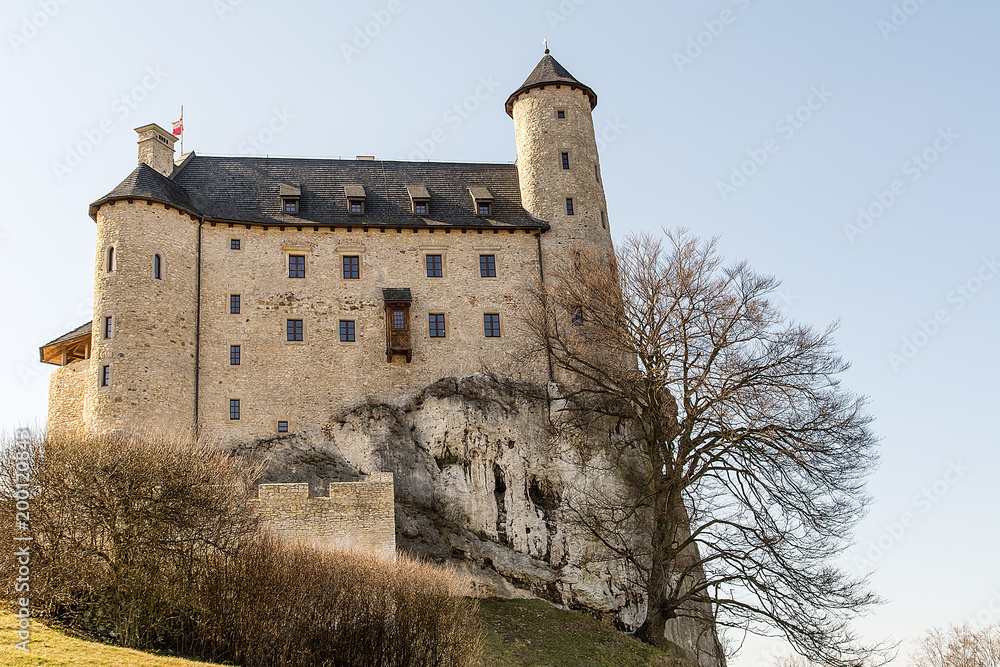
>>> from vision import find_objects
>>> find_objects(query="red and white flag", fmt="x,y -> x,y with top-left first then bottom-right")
172,117 -> 183,136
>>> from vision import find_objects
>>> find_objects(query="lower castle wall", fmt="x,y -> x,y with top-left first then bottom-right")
254,472 -> 395,557
47,359 -> 90,441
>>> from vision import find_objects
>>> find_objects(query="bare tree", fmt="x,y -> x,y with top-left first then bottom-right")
523,229 -> 889,666
912,624 -> 1000,667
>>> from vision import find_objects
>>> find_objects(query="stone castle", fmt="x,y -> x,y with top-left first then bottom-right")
41,50 -> 611,441
39,52 -> 724,665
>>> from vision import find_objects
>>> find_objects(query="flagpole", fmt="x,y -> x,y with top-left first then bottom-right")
179,105 -> 184,155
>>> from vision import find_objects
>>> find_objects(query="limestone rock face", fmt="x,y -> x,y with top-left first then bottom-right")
234,374 -> 722,666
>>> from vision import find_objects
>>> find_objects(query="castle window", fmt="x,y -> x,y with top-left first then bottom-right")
601,210 -> 607,229
230,345 -> 241,365
426,254 -> 443,278
102,315 -> 113,339
392,310 -> 406,330
572,306 -> 584,326
343,256 -> 360,279
230,294 -> 241,314
566,198 -> 575,216
557,109 -> 566,119
484,313 -> 501,338
595,164 -> 601,183
480,254 -> 496,278
277,421 -> 289,433
469,187 -> 494,217
345,185 -> 366,216
407,186 -> 431,216
280,183 -> 301,215
289,255 -> 305,278
429,313 -> 446,338
106,246 -> 116,273
229,399 -> 240,420
340,320 -> 356,342
99,363 -> 111,387
153,253 -> 163,280
231,238 -> 242,250
287,319 -> 303,342
561,152 -> 570,170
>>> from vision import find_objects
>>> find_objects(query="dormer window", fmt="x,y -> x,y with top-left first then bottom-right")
279,183 -> 301,215
407,185 -> 431,216
345,185 -> 366,215
469,187 -> 494,217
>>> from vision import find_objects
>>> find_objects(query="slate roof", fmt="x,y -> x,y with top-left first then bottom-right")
90,156 -> 547,231
90,164 -> 200,219
382,288 -> 413,303
41,322 -> 92,348
505,52 -> 597,115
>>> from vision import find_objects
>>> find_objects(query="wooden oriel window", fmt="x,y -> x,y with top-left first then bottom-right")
385,304 -> 412,362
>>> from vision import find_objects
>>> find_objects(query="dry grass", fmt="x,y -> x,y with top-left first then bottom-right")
0,610 -> 220,666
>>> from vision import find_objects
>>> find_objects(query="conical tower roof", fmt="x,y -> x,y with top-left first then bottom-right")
505,50 -> 598,116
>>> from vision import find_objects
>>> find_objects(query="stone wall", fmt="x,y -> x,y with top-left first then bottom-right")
88,201 -> 200,436
46,358 -> 90,440
254,472 -> 395,557
197,223 -> 549,442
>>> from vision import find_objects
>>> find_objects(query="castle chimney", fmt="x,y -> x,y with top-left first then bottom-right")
134,123 -> 177,177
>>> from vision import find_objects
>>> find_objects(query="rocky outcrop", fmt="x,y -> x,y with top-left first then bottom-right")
231,373 -> 722,666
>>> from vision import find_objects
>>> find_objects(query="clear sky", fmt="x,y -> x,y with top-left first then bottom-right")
1,0 -> 997,663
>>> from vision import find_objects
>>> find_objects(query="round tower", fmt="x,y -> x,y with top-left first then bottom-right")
85,124 -> 201,437
507,49 -> 614,273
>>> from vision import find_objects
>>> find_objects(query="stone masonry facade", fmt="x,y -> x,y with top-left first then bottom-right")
255,473 -> 396,557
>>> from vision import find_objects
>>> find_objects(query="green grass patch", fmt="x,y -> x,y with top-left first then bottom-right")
479,599 -> 691,667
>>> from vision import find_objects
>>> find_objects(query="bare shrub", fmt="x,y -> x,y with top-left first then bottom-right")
0,430 -> 482,667
912,624 -> 1000,667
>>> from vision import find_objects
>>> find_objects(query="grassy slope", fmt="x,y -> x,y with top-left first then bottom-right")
0,612 -> 220,667
479,599 -> 690,667
3,600 -> 691,667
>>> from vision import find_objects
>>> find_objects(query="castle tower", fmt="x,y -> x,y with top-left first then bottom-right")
507,49 -> 614,275
84,124 -> 201,436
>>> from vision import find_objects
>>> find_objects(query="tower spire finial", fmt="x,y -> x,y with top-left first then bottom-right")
543,37 -> 549,55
